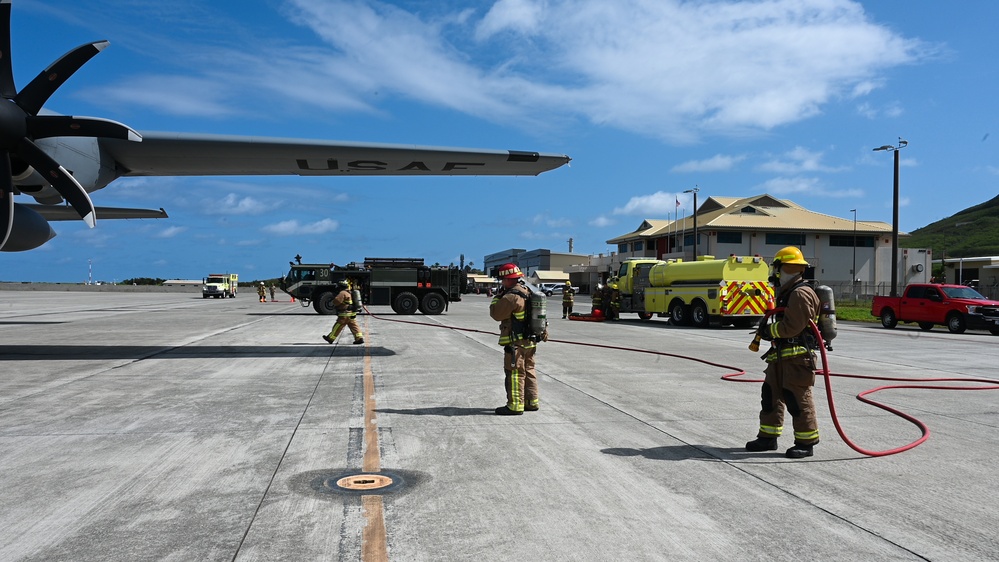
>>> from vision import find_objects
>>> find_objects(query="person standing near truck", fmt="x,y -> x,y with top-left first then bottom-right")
322,280 -> 365,345
489,263 -> 538,415
257,282 -> 266,303
745,246 -> 821,459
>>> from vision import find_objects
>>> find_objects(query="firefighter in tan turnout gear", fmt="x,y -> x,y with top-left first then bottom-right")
562,281 -> 575,318
322,280 -> 364,345
746,246 -> 821,459
489,263 -> 538,415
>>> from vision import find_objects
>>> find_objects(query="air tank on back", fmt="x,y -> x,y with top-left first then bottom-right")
813,284 -> 837,350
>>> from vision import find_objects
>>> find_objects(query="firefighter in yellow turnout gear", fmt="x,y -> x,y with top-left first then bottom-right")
489,263 -> 538,415
746,246 -> 821,459
322,280 -> 364,345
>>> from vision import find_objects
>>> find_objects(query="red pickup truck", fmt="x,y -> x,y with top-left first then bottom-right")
871,283 -> 999,334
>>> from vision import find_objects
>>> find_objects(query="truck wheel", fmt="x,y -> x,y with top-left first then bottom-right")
880,309 -> 897,329
946,313 -> 967,334
691,301 -> 709,328
315,291 -> 337,315
990,329 -> 999,336
669,301 -> 689,326
918,322 -> 934,331
638,312 -> 653,321
394,292 -> 419,315
419,292 -> 447,315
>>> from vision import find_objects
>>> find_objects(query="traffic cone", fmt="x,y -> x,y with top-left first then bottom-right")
291,296 -> 295,302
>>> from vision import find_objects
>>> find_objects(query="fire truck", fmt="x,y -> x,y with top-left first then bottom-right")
614,255 -> 772,328
281,257 -> 466,315
202,273 -> 238,299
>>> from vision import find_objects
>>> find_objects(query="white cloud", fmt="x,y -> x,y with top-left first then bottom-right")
205,193 -> 272,216
758,146 -> 845,174
760,176 -> 863,198
672,154 -> 746,173
613,191 -> 682,216
156,226 -> 187,238
532,214 -> 572,228
81,0 -> 931,141
589,215 -> 615,227
262,218 -> 340,236
476,0 -> 545,40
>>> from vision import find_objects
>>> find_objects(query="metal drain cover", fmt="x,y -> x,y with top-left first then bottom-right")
312,471 -> 404,495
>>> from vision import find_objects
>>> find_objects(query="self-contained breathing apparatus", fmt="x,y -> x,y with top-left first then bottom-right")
506,280 -> 549,343
750,248 -> 837,352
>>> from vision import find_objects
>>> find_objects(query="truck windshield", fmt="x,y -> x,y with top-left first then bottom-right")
207,277 -> 225,284
942,286 -> 987,300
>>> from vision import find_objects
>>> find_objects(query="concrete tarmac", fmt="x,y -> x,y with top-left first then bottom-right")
1,290 -> 998,561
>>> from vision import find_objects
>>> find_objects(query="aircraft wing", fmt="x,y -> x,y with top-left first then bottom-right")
27,204 -> 168,221
100,133 -> 571,178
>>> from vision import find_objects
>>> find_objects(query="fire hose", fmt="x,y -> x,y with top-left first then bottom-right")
360,305 -> 999,457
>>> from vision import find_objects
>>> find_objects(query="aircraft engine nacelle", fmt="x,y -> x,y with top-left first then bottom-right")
2,204 -> 57,252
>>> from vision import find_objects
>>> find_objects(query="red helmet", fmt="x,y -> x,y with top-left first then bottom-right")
497,263 -> 523,279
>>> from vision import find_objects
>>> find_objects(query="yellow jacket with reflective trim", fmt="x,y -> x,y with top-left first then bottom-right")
490,285 -> 529,346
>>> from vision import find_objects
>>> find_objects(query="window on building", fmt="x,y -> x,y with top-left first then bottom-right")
765,233 -> 806,246
633,241 -> 644,252
618,243 -> 628,253
829,235 -> 875,247
717,231 -> 742,244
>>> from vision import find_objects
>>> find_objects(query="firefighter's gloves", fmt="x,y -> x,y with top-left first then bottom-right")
756,322 -> 773,341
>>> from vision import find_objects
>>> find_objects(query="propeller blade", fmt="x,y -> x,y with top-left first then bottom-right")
0,152 -> 13,251
14,40 -> 109,116
27,115 -> 142,142
17,138 -> 95,228
0,0 -> 15,99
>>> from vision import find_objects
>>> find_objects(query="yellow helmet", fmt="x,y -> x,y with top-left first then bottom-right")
773,246 -> 809,266
565,281 -> 571,286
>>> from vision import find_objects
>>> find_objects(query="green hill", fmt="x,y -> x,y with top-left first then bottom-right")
901,194 -> 999,258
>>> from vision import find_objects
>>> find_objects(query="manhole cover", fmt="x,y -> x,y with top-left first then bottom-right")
311,471 -> 404,495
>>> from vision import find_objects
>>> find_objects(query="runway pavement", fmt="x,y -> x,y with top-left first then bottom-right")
1,290 -> 998,561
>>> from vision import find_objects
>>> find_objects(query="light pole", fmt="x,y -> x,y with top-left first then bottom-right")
873,138 -> 907,297
851,209 -> 857,292
683,186 -> 700,259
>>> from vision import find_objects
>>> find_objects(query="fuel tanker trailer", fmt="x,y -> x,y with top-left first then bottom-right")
614,255 -> 773,328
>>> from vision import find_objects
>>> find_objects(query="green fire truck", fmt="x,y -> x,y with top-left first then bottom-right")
281,257 -> 467,315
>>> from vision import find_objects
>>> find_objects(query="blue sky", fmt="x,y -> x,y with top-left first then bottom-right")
5,0 -> 998,283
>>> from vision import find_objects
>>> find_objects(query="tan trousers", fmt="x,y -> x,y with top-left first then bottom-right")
504,344 -> 537,412
757,355 -> 819,445
329,314 -> 363,341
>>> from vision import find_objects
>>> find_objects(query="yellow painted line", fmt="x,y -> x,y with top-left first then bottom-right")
359,317 -> 389,561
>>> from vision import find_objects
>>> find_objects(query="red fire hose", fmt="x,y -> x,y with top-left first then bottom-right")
362,306 -> 999,457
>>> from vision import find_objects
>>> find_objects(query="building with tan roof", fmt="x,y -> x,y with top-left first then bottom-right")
604,194 -> 931,296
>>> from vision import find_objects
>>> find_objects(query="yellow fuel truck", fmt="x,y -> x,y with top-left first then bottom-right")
614,255 -> 773,328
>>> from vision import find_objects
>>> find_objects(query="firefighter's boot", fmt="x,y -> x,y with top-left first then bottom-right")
494,406 -> 523,416
745,437 -> 778,452
353,338 -> 364,345
322,334 -> 334,344
785,443 -> 815,459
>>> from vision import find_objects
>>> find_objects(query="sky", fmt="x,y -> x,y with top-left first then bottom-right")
4,0 -> 998,283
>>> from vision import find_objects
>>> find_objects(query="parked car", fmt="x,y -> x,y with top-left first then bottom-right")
537,283 -> 565,296
871,283 -> 999,334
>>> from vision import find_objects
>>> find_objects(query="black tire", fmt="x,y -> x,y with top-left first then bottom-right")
918,322 -> 934,331
419,292 -> 447,315
638,312 -> 653,321
691,301 -> 710,328
394,291 -> 419,315
315,291 -> 337,315
946,313 -> 967,334
669,300 -> 689,326
880,308 -> 898,329
990,328 -> 999,336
